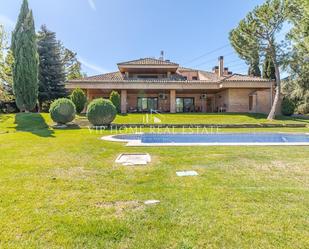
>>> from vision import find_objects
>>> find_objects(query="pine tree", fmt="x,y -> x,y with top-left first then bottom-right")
286,0 -> 309,113
37,25 -> 67,107
229,0 -> 291,120
12,7 -> 39,112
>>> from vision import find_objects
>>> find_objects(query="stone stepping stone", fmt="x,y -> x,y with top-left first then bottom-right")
115,153 -> 151,166
176,171 -> 199,177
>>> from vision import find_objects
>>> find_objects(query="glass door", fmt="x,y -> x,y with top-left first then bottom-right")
137,98 -> 158,112
176,98 -> 184,113
183,98 -> 194,112
176,98 -> 194,112
148,98 -> 158,111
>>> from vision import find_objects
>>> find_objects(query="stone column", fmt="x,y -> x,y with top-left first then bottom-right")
86,89 -> 91,100
121,90 -> 127,114
202,98 -> 206,112
170,90 -> 176,113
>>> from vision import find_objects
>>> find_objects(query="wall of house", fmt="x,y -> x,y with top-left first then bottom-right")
215,90 -> 229,112
227,89 -> 254,112
85,88 -> 273,114
178,71 -> 199,80
216,88 -> 272,114
256,89 -> 272,114
86,89 -> 112,100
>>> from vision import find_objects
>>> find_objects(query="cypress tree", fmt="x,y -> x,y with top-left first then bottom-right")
248,60 -> 261,77
263,52 -> 276,80
11,0 -> 29,55
12,8 -> 39,112
37,25 -> 67,107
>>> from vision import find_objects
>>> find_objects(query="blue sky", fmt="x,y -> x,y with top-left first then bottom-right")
0,0 -> 268,76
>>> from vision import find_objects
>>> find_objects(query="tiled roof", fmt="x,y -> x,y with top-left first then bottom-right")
118,57 -> 179,66
198,70 -> 221,81
69,58 -> 273,83
82,72 -> 123,81
223,74 -> 272,82
73,71 -> 270,83
177,67 -> 221,81
177,67 -> 197,72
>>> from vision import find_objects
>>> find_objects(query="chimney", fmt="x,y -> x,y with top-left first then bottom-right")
218,56 -> 224,77
159,50 -> 164,60
212,66 -> 219,75
224,67 -> 229,75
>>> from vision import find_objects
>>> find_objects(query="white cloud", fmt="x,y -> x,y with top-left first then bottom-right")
87,0 -> 96,11
0,15 -> 15,30
79,57 -> 108,74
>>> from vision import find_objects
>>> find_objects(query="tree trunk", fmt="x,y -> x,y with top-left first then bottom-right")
38,101 -> 42,113
267,46 -> 281,120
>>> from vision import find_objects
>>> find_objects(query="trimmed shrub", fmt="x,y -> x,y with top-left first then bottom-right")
70,88 -> 87,114
49,98 -> 76,124
87,98 -> 116,126
109,91 -> 121,113
281,97 -> 295,116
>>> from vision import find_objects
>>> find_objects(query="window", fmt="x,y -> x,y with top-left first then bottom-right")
192,76 -> 198,80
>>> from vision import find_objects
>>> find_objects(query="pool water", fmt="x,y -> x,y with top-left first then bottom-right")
112,133 -> 309,145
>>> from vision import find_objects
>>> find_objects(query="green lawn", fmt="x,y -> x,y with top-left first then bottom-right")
0,113 -> 309,248
111,113 -> 309,125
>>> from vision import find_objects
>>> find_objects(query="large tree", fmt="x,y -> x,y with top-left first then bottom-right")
1,50 -> 14,101
0,25 -> 6,101
61,48 -> 84,80
229,0 -> 291,120
0,26 -> 14,102
37,25 -> 67,107
12,0 -> 39,112
229,23 -> 261,77
285,0 -> 309,113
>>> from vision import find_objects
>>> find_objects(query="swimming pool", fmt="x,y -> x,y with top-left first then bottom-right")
102,133 -> 309,146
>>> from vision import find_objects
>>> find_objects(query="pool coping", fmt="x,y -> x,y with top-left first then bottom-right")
101,133 -> 309,147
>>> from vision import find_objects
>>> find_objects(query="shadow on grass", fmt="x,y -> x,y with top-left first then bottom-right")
14,113 -> 55,137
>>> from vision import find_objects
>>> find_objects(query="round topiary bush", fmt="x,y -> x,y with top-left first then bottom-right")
87,98 -> 117,126
49,98 -> 76,124
281,97 -> 295,116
